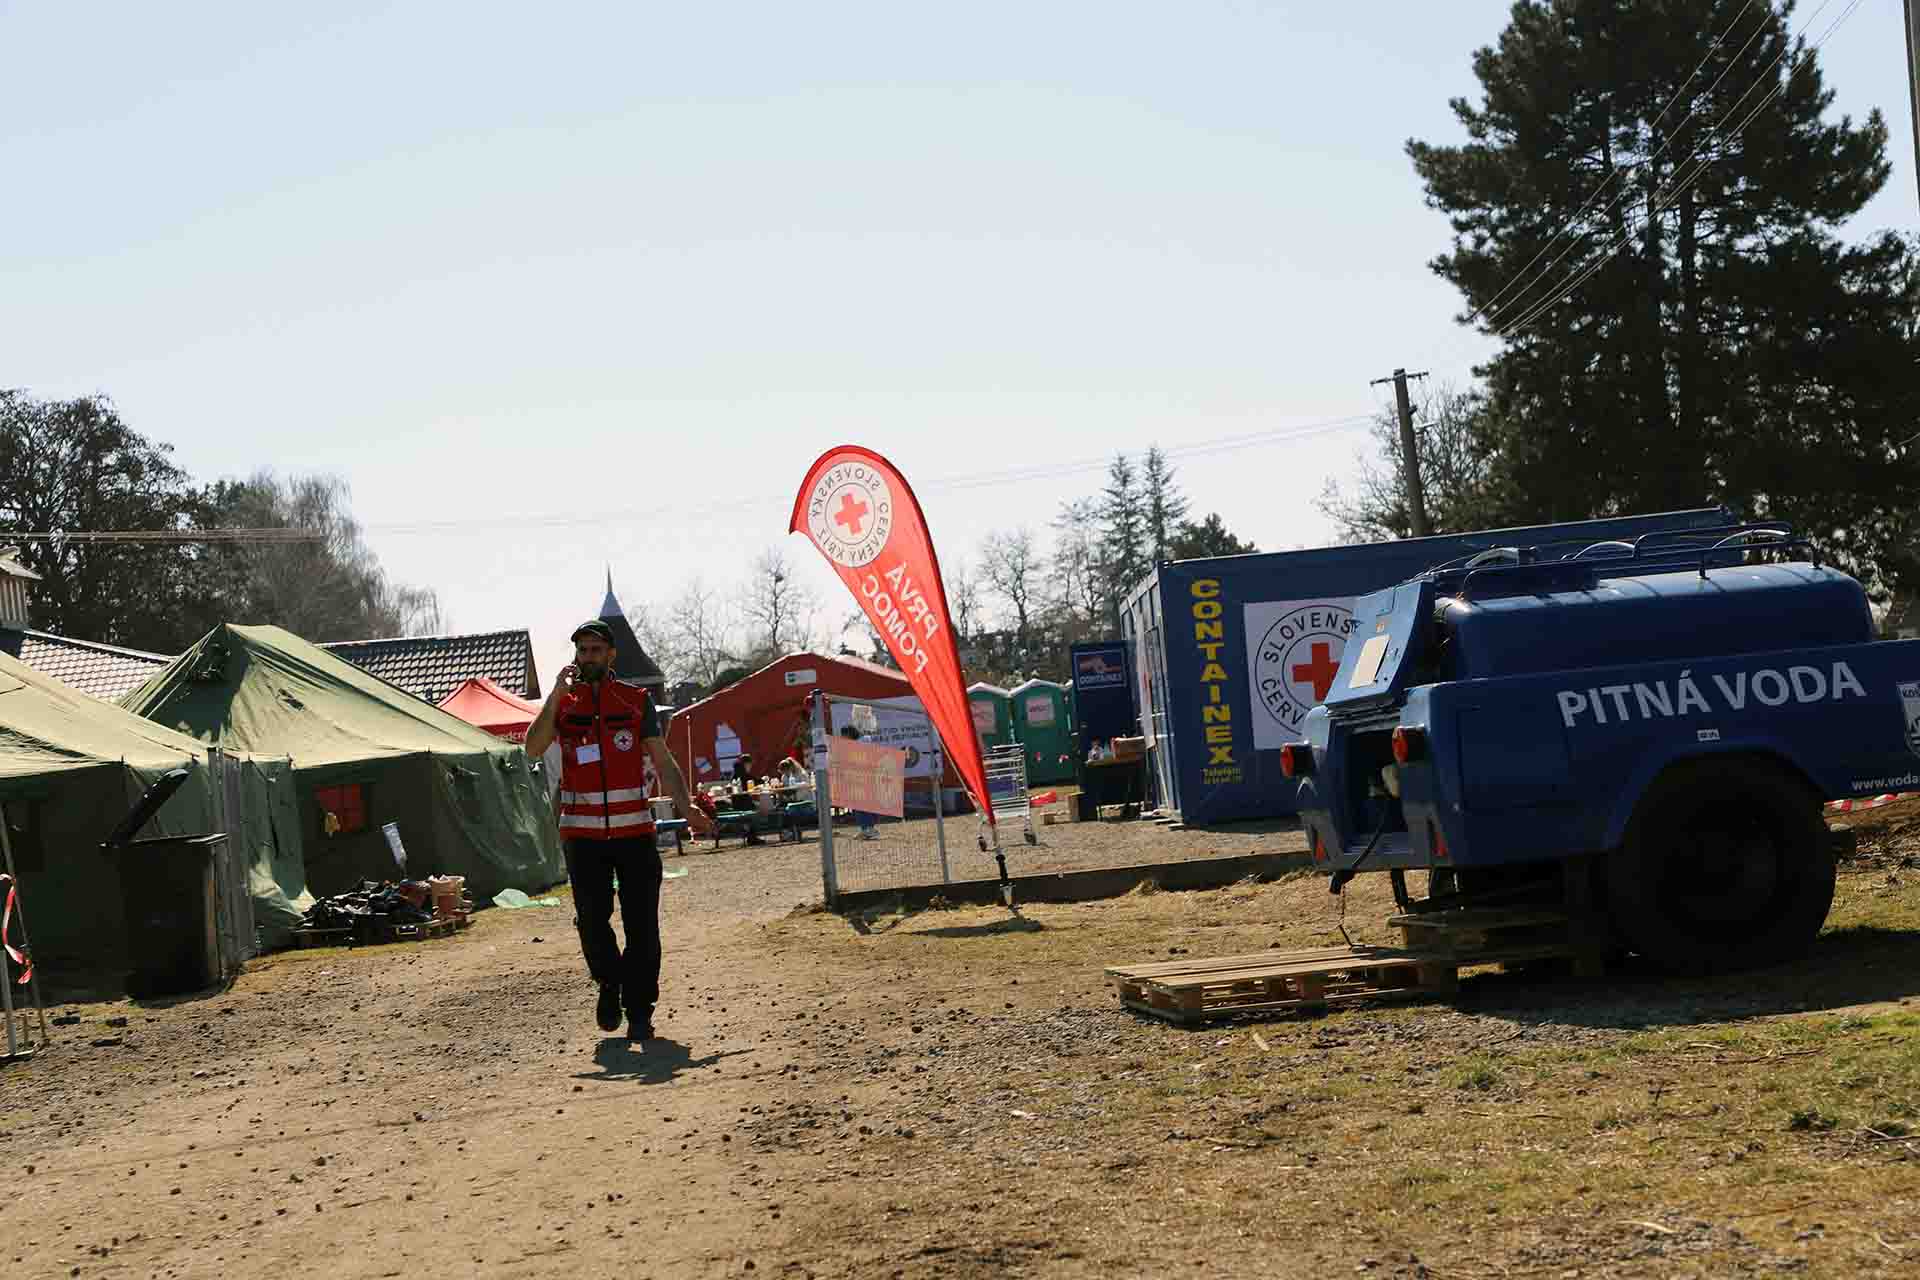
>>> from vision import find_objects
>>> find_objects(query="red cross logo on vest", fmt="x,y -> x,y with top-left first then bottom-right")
555,682 -> 657,841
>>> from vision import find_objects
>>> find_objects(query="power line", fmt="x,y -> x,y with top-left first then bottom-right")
1497,0 -> 1865,340
1484,0 -> 1834,336
4,529 -> 325,545
355,412 -> 1377,536
1466,0 -> 1765,332
1491,0 -> 1866,342
4,412 -> 1377,545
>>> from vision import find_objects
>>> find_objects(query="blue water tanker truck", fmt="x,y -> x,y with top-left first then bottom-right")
1287,524 -> 1909,973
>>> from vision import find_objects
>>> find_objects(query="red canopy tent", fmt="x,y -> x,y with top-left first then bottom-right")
438,676 -> 543,743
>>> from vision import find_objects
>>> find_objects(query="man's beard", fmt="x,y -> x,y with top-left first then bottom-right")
576,662 -> 607,682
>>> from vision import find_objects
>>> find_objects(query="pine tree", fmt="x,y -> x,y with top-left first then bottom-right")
1409,0 -> 1920,593
1166,514 -> 1257,561
1098,453 -> 1144,617
1141,445 -> 1190,567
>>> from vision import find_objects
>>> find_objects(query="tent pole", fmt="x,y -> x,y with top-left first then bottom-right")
0,802 -> 50,1046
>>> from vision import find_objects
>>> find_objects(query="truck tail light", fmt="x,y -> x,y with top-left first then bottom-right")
1279,743 -> 1314,778
1311,829 -> 1327,863
1428,819 -> 1449,861
1392,725 -> 1426,765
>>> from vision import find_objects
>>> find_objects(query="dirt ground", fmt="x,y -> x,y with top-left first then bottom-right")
6,806 -> 1920,1278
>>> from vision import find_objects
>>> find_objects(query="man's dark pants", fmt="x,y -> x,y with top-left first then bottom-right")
563,834 -> 663,1021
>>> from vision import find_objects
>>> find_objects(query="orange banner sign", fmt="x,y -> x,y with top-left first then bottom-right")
828,737 -> 905,819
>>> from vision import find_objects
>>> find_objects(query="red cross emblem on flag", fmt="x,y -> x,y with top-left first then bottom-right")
833,492 -> 870,537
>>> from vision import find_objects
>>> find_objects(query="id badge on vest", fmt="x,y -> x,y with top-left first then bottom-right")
575,741 -> 602,765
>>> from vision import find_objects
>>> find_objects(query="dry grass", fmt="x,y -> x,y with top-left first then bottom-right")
757,830 -> 1920,1277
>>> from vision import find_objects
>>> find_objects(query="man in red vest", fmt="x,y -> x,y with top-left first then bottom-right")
528,620 -> 711,1044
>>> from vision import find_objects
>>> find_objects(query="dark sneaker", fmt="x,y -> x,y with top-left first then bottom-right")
595,982 -> 623,1033
627,1005 -> 656,1045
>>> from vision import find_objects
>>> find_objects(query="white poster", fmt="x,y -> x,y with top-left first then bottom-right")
830,696 -> 939,773
1243,597 -> 1360,749
382,822 -> 407,871
713,723 -> 741,778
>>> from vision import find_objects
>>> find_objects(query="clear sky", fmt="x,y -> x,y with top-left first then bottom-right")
3,1 -> 1912,685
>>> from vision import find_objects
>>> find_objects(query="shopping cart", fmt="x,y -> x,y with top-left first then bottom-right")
978,743 -> 1039,850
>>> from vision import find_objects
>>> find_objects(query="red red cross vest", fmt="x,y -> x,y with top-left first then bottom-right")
555,680 -> 657,840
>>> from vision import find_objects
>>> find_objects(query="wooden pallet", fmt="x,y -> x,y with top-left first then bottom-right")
291,927 -> 353,950
291,916 -> 461,949
1389,907 -> 1606,978
1108,902 -> 1611,1025
388,917 -> 460,942
1106,944 -> 1452,1024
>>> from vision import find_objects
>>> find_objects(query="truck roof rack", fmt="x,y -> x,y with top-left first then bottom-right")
1419,522 -> 1819,600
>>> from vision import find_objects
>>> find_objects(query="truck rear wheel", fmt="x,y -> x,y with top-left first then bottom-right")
1607,758 -> 1833,974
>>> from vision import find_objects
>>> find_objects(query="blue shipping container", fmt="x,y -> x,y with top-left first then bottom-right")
1120,507 -> 1730,825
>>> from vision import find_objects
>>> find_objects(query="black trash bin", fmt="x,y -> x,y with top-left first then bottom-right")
102,767 -> 229,998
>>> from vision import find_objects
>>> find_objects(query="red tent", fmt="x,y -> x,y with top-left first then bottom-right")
438,677 -> 543,743
670,653 -> 948,786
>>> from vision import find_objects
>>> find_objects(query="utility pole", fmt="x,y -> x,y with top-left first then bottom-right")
1906,0 -> 1920,208
1371,368 -> 1432,538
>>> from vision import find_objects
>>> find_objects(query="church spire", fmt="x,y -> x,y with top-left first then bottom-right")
600,566 -> 622,620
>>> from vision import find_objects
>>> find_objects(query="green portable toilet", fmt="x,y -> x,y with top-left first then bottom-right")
968,682 -> 1013,752
1010,678 -> 1075,785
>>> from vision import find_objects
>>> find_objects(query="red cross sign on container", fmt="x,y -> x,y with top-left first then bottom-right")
1245,597 -> 1361,751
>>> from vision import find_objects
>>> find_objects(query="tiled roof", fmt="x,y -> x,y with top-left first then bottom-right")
321,630 -> 537,704
597,578 -> 665,687
0,628 -> 170,702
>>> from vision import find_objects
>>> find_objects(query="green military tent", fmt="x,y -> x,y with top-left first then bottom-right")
0,649 -> 311,987
123,624 -> 565,900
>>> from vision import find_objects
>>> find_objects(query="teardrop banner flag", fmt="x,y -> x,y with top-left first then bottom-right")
790,447 -> 996,834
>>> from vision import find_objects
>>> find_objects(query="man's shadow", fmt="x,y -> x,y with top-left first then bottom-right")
571,1036 -> 745,1084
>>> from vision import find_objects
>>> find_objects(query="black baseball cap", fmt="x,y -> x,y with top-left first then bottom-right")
570,619 -> 615,644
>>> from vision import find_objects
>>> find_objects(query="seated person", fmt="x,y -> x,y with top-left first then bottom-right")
729,752 -> 764,845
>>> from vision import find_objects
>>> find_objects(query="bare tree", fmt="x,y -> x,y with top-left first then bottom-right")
944,557 -> 984,642
1046,498 -> 1103,626
209,471 -> 445,641
376,582 -> 446,637
670,576 -> 736,688
739,547 -> 818,665
1318,382 -> 1497,543
980,528 -> 1042,654
626,599 -> 679,682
